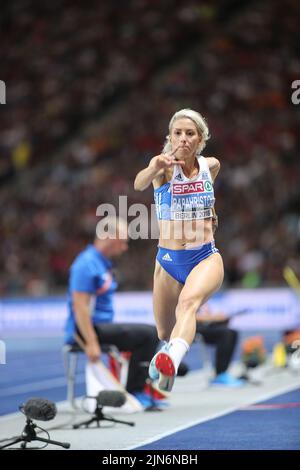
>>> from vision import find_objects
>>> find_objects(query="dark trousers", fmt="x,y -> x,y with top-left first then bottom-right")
196,323 -> 238,375
94,323 -> 159,393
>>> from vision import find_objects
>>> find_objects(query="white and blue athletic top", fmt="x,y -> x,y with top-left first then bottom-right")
154,156 -> 215,221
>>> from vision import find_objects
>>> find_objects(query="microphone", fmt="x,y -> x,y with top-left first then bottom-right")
96,390 -> 126,408
73,390 -> 134,429
20,398 -> 57,421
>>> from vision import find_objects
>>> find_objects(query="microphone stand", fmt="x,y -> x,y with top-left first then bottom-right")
73,402 -> 135,429
0,418 -> 70,450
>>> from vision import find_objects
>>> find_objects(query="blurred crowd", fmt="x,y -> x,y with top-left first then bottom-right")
0,0 -> 210,182
0,0 -> 299,296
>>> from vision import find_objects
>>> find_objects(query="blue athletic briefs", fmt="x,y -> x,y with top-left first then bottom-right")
64,245 -> 117,344
156,241 -> 219,284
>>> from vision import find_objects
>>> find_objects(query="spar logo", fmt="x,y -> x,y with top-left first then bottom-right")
173,180 -> 212,195
173,182 -> 204,194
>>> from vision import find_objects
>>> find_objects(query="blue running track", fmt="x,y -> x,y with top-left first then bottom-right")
136,388 -> 300,450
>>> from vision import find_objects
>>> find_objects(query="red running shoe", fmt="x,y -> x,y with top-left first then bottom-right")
155,352 -> 176,392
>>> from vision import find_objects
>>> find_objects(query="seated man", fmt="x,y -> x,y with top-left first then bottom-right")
196,304 -> 244,387
64,216 -> 160,408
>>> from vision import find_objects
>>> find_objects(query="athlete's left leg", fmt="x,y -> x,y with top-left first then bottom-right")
171,252 -> 224,344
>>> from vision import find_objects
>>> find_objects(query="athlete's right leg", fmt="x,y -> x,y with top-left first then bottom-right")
153,260 -> 183,342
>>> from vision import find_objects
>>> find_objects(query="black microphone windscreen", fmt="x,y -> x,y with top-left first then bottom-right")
97,390 -> 126,407
22,398 -> 57,421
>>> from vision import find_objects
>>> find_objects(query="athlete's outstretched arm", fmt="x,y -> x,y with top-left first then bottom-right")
134,158 -> 163,191
134,145 -> 183,191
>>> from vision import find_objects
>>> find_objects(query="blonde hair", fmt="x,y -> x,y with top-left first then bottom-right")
163,108 -> 210,154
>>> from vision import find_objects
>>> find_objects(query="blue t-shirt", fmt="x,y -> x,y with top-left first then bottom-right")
64,245 -> 117,344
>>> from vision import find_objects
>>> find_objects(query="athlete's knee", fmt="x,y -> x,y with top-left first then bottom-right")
176,296 -> 202,316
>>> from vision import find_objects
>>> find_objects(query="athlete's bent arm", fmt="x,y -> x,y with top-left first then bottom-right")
134,158 -> 163,191
134,146 -> 183,191
207,157 -> 220,182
